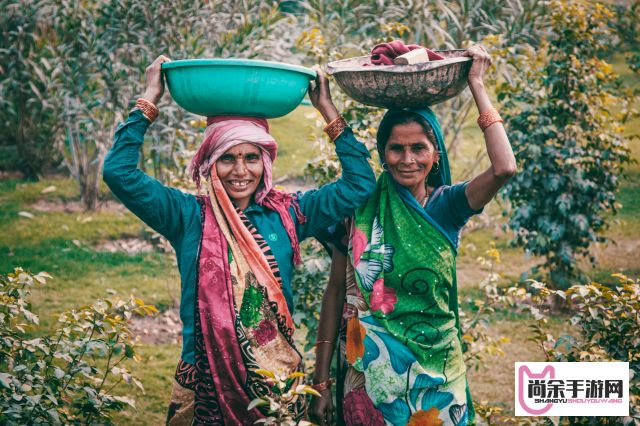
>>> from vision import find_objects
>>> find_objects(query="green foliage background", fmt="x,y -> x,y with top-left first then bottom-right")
500,1 -> 635,287
0,0 -> 638,424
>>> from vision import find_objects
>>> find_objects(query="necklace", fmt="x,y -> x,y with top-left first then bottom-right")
420,187 -> 432,208
420,185 -> 431,208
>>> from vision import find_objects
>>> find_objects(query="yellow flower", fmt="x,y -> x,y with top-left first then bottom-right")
485,241 -> 501,264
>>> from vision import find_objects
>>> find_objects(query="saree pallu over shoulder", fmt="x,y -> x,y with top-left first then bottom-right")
177,174 -> 304,425
340,173 -> 472,426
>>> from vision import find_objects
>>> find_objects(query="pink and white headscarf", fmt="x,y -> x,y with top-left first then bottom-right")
189,116 -> 306,264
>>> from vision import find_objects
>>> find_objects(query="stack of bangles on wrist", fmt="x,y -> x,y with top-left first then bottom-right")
477,107 -> 503,132
323,115 -> 348,142
134,98 -> 159,122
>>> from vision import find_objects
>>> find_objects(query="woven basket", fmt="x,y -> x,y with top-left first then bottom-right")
326,50 -> 472,108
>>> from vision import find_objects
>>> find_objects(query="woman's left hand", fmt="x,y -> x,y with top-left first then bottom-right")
308,388 -> 335,425
463,44 -> 492,86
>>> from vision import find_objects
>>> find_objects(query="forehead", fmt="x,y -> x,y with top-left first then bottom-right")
223,143 -> 261,156
387,122 -> 431,145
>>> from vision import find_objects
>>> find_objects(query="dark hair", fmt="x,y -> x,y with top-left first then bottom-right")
376,110 -> 437,160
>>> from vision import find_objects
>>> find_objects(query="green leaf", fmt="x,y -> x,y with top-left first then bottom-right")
53,367 -> 65,380
124,344 -> 134,358
0,373 -> 12,389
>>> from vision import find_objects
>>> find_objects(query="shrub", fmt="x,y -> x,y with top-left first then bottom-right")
477,274 -> 640,425
0,0 -> 62,179
499,0 -> 635,288
461,242 -> 510,372
0,267 -> 157,425
292,240 -> 332,352
550,275 -> 639,425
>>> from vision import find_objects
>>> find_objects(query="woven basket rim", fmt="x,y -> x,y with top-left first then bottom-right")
326,51 -> 471,75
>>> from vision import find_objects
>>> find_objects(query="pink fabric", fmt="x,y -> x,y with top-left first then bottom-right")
369,278 -> 397,315
197,196 -> 262,424
189,116 -> 306,265
370,40 -> 444,65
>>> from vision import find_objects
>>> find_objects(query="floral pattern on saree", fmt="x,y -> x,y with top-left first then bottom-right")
341,173 -> 470,426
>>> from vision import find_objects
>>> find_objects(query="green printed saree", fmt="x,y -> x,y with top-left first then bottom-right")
339,109 -> 474,426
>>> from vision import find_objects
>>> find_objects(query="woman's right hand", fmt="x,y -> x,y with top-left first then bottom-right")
309,388 -> 335,425
142,55 -> 171,105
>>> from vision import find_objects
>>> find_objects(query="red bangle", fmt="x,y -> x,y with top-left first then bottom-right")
311,379 -> 334,392
134,98 -> 159,122
477,108 -> 503,132
323,116 -> 348,142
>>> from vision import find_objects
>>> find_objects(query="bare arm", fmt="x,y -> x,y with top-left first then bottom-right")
309,249 -> 348,425
463,46 -> 517,211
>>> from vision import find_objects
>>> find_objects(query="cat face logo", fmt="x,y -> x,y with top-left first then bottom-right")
517,365 -> 555,415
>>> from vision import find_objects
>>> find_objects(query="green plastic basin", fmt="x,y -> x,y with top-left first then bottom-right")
162,59 -> 316,118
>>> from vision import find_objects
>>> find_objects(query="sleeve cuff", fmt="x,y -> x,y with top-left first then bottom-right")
115,109 -> 151,137
334,128 -> 371,158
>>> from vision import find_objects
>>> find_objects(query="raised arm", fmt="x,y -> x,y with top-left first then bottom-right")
463,45 -> 517,211
309,248 -> 348,426
296,68 -> 377,240
103,55 -> 192,241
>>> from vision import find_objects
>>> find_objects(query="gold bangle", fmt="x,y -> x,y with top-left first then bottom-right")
134,98 -> 159,122
477,108 -> 503,132
315,340 -> 334,348
323,115 -> 348,142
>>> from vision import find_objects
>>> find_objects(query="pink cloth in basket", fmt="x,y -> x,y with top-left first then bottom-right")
370,40 -> 444,65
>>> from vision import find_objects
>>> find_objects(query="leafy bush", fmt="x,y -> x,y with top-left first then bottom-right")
49,0 -> 144,210
292,240 -> 331,352
610,0 -> 640,74
475,274 -> 640,425
532,274 -> 640,425
460,242 -> 510,372
0,267 -> 157,425
499,0 -> 635,287
0,0 -> 62,179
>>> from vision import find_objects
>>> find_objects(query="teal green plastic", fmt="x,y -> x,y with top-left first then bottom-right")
161,59 -> 317,118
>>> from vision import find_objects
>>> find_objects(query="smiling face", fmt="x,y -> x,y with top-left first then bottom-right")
384,122 -> 439,193
215,143 -> 264,210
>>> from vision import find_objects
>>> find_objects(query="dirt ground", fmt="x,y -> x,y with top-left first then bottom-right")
130,308 -> 183,345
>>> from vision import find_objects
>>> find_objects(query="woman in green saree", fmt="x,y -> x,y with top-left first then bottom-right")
310,45 -> 516,426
